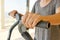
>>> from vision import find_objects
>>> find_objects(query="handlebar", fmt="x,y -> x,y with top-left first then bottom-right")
8,13 -> 33,40
8,13 -> 50,40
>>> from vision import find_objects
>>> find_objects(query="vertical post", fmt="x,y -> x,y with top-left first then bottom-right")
1,0 -> 5,29
26,0 -> 29,12
26,0 -> 30,32
0,0 -> 1,30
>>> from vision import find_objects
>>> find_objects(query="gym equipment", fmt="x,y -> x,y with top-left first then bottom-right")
7,13 -> 33,40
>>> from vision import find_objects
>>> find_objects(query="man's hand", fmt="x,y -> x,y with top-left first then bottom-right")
9,10 -> 23,18
21,12 -> 41,29
9,10 -> 18,18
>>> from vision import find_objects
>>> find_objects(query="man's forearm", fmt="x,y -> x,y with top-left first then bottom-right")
38,13 -> 60,25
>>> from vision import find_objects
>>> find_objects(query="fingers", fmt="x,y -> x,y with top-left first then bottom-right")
21,12 -> 32,28
32,15 -> 41,27
21,13 -> 29,24
9,10 -> 17,18
21,12 -> 41,29
28,14 -> 38,28
28,14 -> 35,27
25,13 -> 33,28
26,13 -> 41,28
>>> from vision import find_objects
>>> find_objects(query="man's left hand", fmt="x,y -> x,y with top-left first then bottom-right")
21,12 -> 41,29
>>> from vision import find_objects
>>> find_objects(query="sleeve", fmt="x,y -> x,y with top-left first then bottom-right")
56,0 -> 60,8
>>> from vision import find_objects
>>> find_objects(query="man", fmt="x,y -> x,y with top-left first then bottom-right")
21,0 -> 60,40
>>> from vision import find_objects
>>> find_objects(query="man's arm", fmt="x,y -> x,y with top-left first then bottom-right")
36,0 -> 60,26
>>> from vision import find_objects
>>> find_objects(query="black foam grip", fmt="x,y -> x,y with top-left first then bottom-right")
36,20 -> 50,29
21,32 -> 33,40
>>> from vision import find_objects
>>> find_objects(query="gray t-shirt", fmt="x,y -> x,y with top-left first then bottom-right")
31,0 -> 60,40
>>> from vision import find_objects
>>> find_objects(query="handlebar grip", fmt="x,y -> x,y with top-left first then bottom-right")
36,20 -> 50,29
21,32 -> 33,40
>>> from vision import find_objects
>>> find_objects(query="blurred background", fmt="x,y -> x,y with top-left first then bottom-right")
0,0 -> 37,40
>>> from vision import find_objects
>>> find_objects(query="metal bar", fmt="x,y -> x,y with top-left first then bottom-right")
7,14 -> 20,40
26,0 -> 29,12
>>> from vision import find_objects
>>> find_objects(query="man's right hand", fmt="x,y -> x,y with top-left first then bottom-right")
9,10 -> 18,18
9,10 -> 23,18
